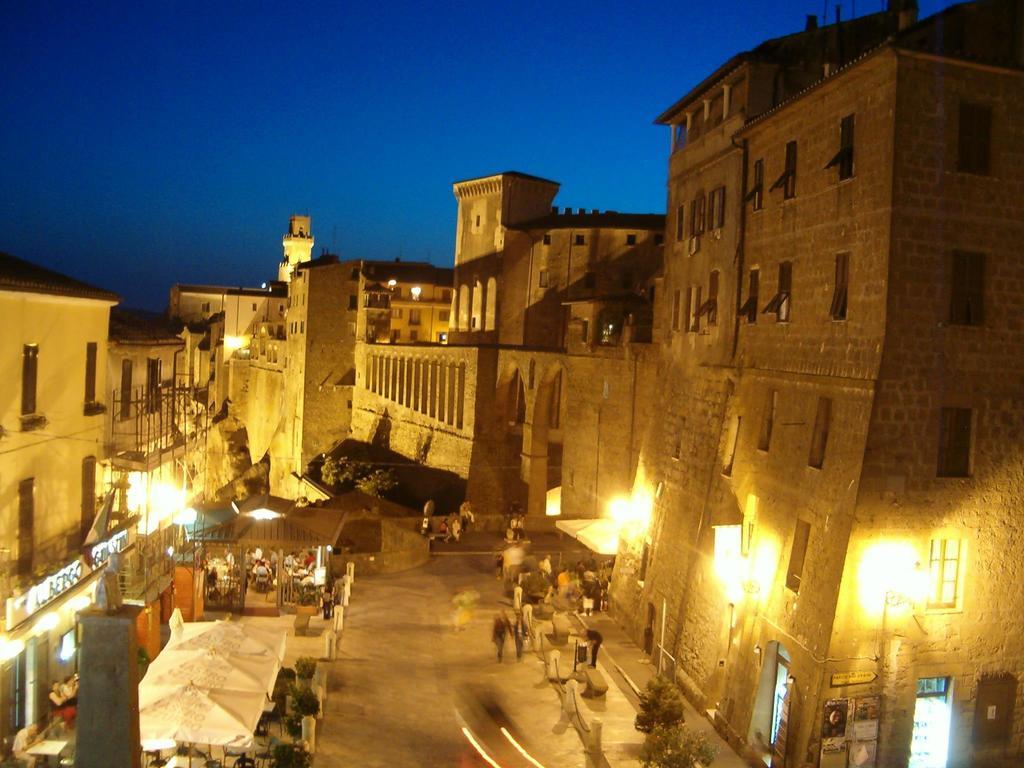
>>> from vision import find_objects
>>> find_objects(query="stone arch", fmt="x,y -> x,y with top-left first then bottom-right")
458,283 -> 470,331
471,279 -> 484,331
485,276 -> 497,331
519,359 -> 570,517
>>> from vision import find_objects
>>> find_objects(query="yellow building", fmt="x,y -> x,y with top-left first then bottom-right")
0,252 -> 118,743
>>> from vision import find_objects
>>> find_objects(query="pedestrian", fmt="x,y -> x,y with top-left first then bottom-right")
512,581 -> 523,612
11,723 -> 38,763
585,628 -> 604,668
512,611 -> 526,660
451,515 -> 462,542
492,613 -> 509,662
539,555 -> 552,579
599,577 -> 610,612
321,586 -> 334,619
521,602 -> 534,640
495,550 -> 504,579
459,500 -> 475,532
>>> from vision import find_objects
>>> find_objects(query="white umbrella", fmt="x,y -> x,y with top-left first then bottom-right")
165,620 -> 287,662
138,681 -> 264,747
142,647 -> 280,697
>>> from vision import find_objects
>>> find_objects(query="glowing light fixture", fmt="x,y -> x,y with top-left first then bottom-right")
224,335 -> 247,352
248,509 -> 281,521
68,595 -> 92,613
411,286 -> 422,299
34,612 -> 59,634
173,507 -> 198,526
0,637 -> 25,662
387,279 -> 397,288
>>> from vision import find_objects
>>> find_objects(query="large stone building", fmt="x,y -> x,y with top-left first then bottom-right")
606,2 -> 1024,767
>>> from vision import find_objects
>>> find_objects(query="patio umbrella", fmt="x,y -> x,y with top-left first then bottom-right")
142,647 -> 280,697
165,620 -> 287,662
138,681 -> 264,747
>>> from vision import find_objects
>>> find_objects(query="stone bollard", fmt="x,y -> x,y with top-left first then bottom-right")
346,561 -> 355,585
342,585 -> 350,607
563,679 -> 580,718
334,611 -> 344,634
323,629 -> 337,661
302,715 -> 316,753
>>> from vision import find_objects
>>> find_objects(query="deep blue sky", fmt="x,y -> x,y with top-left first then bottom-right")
1,0 -> 956,310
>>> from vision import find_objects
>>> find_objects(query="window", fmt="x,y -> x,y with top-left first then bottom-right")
252,302 -> 257,311
350,267 -> 360,280
958,102 -> 991,175
584,272 -> 596,290
687,285 -> 702,332
672,289 -> 682,331
119,359 -> 132,419
654,233 -> 664,245
84,342 -> 97,404
673,123 -> 687,151
81,456 -> 96,543
786,520 -> 811,592
770,141 -> 797,198
409,329 -> 418,341
707,187 -> 726,230
762,262 -> 792,322
698,271 -> 719,326
808,397 -> 832,469
408,309 -> 421,326
21,344 -> 38,416
739,269 -> 759,324
146,358 -> 161,414
300,320 -> 305,333
676,204 -> 685,241
442,289 -> 452,302
439,310 -> 450,322
950,251 -> 984,325
539,269 -> 549,288
722,415 -> 741,476
348,295 -> 357,310
574,234 -> 585,246
690,195 -> 706,237
831,253 -> 849,321
928,539 -> 962,609
826,114 -> 855,180
746,159 -> 764,210
626,233 -> 637,246
937,407 -> 972,477
17,478 -> 33,575
758,388 -> 777,451
543,233 -> 551,246
201,301 -> 210,313
475,215 -> 481,227
392,308 -> 403,319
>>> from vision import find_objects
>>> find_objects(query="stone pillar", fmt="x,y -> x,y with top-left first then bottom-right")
75,605 -> 143,768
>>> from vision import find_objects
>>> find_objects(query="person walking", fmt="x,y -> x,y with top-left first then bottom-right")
521,602 -> 534,640
512,581 -> 523,612
491,613 -> 510,662
321,586 -> 335,619
459,500 -> 474,532
586,628 -> 604,668
539,555 -> 552,580
511,612 -> 526,661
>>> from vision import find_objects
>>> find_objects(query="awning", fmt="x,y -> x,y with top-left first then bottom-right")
555,518 -> 620,555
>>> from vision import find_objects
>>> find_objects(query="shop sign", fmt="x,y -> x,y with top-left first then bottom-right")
89,528 -> 129,568
831,671 -> 877,687
6,558 -> 85,629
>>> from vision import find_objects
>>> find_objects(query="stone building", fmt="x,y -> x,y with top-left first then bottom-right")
608,2 -> 1024,767
0,252 -> 118,745
351,173 -> 664,519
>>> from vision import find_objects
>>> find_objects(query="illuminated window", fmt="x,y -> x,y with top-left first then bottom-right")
928,539 -> 962,609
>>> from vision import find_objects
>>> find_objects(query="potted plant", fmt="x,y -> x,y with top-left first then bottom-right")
635,677 -> 686,734
270,742 -> 312,768
273,668 -> 296,713
289,683 -> 321,750
294,657 -> 317,684
295,584 -> 318,615
639,723 -> 718,767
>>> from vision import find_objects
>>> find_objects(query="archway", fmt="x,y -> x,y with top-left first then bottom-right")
521,363 -> 567,518
472,279 -> 484,331
485,276 -> 497,332
458,284 -> 470,331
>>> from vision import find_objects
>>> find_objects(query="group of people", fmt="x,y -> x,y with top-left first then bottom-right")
490,610 -> 531,662
7,674 -> 80,763
505,503 -> 526,541
420,500 -> 476,542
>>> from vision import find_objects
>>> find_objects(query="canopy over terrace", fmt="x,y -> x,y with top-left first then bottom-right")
210,496 -> 347,551
555,517 -> 620,555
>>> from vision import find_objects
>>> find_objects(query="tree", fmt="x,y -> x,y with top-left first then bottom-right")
635,677 -> 686,734
355,468 -> 397,497
639,724 -> 718,768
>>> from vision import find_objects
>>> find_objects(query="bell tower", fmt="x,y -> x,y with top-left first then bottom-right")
279,215 -> 314,282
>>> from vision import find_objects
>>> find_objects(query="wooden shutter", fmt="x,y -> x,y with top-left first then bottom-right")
938,407 -> 973,477
17,479 -> 33,575
958,102 -> 991,175
120,359 -> 133,420
809,397 -> 832,469
21,345 -> 38,416
831,253 -> 849,320
786,520 -> 811,592
81,456 -> 97,543
84,342 -> 97,403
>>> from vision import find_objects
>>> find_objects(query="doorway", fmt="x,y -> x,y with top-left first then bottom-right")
910,676 -> 953,768
749,641 -> 792,766
643,603 -> 656,655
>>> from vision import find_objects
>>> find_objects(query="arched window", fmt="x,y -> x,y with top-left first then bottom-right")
472,279 -> 484,330
458,284 -> 470,330
485,276 -> 497,331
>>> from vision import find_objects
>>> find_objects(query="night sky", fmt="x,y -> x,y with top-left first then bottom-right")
1,1 -> 957,310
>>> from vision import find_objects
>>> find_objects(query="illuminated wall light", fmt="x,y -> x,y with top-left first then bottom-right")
34,612 -> 59,634
410,286 -> 422,299
0,638 -> 25,662
173,507 -> 198,526
68,595 -> 92,613
857,541 -> 926,619
387,279 -> 397,288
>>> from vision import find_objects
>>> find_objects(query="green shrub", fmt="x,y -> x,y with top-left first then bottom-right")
635,677 -> 686,734
355,468 -> 397,497
639,724 -> 718,768
294,657 -> 317,680
272,740 -> 312,767
283,713 -> 303,740
289,684 -> 320,717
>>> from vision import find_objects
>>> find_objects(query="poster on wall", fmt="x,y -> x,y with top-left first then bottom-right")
823,699 -> 851,739
853,695 -> 880,741
848,740 -> 877,767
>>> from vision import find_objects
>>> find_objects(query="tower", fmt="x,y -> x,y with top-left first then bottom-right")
279,215 -> 314,282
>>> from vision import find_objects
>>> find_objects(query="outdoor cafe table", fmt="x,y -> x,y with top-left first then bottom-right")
26,740 -> 67,766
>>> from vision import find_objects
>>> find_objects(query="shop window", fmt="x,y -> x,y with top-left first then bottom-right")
937,407 -> 972,477
950,251 -> 984,325
928,539 -> 963,609
785,519 -> 811,592
758,389 -> 777,451
739,269 -> 759,324
958,101 -> 991,176
826,114 -> 855,180
808,397 -> 831,469
831,253 -> 849,321
762,262 -> 792,322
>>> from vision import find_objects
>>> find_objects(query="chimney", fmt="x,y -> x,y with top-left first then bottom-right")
806,14 -> 818,30
551,206 -> 559,214
888,0 -> 918,30
591,209 -> 599,214
578,208 -> 585,215
564,207 -> 573,215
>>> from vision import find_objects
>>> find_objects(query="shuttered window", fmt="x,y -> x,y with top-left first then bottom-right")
808,397 -> 832,469
762,261 -> 792,322
120,359 -> 133,420
738,269 -> 759,324
146,358 -> 161,414
758,388 -> 777,451
937,407 -> 973,477
958,102 -> 991,176
17,479 -> 34,576
786,520 -> 811,593
950,251 -> 984,326
84,342 -> 97,403
21,345 -> 38,416
830,253 -> 849,321
81,456 -> 97,544
825,114 -> 855,180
